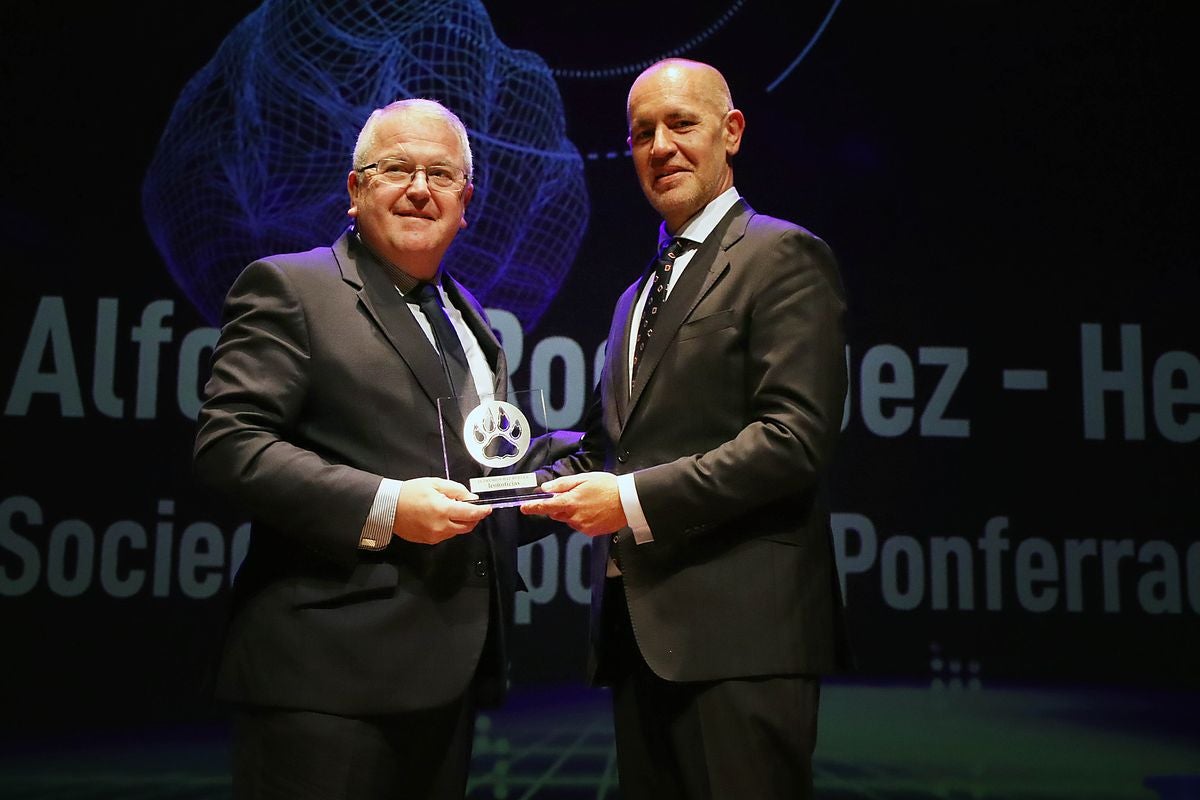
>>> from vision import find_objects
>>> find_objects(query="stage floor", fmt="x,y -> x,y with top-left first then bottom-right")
2,680 -> 1197,799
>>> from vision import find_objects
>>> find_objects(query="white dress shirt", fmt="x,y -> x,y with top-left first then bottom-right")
614,187 -> 742,554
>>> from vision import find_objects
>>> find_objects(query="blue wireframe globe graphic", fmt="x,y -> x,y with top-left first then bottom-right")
141,0 -> 588,329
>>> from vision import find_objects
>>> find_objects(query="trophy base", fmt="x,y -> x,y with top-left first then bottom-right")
468,472 -> 547,508
468,491 -> 553,509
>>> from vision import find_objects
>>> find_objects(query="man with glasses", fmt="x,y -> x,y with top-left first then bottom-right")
195,98 -> 565,799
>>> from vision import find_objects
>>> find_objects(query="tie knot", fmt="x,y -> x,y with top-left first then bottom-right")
659,236 -> 693,262
407,281 -> 441,307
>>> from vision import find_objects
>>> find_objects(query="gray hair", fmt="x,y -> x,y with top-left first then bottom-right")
353,98 -> 474,180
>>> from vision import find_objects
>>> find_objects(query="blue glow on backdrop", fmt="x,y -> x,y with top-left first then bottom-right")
142,0 -> 586,329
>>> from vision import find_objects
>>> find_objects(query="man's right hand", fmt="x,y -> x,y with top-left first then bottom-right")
519,472 -> 626,536
393,477 -> 492,544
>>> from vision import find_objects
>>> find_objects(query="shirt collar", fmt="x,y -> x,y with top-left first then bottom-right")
351,224 -> 437,294
658,186 -> 742,250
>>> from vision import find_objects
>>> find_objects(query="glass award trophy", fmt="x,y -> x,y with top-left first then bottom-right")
437,388 -> 555,508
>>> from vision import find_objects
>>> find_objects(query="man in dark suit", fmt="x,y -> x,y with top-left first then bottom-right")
521,59 -> 850,799
194,97 -> 569,799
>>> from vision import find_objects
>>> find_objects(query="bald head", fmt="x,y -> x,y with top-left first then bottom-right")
624,58 -> 744,232
627,59 -> 733,125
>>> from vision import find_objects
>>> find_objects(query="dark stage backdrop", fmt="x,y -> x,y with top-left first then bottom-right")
2,1 -> 1197,798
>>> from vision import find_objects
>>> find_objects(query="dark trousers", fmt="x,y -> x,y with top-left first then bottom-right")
230,694 -> 475,800
603,578 -> 821,800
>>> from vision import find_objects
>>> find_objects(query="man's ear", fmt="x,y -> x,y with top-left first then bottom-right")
459,182 -> 474,229
724,109 -> 746,157
346,170 -> 361,218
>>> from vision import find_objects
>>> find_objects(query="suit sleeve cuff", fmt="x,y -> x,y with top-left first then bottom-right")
617,472 -> 653,543
360,478 -> 403,550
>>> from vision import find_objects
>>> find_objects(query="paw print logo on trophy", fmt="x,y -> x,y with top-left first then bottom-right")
465,400 -> 532,467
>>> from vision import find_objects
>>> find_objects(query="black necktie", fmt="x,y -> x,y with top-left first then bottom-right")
632,236 -> 692,380
410,282 -> 480,413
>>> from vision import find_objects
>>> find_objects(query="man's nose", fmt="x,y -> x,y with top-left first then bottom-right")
406,168 -> 431,197
650,126 -> 675,157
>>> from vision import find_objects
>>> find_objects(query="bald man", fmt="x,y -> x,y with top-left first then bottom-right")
522,59 -> 851,798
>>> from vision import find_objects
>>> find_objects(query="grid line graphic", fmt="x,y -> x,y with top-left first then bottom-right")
142,0 -> 587,329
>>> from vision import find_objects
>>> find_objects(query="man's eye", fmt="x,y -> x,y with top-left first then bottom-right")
383,162 -> 410,175
427,167 -> 454,181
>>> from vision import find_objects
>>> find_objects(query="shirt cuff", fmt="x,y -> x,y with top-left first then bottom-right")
616,473 -> 653,543
360,478 -> 403,550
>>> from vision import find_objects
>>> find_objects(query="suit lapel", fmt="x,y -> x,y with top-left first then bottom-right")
336,232 -> 483,468
626,201 -> 753,416
610,283 -> 640,426
441,276 -> 507,478
443,275 -> 507,402
341,236 -> 454,410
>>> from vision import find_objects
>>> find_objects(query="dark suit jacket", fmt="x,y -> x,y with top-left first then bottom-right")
550,199 -> 850,684
194,227 -> 563,715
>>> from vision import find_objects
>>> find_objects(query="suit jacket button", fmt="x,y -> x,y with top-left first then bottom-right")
617,449 -> 629,464
474,560 -> 488,577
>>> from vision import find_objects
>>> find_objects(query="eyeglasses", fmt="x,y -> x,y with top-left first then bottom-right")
355,157 -> 468,192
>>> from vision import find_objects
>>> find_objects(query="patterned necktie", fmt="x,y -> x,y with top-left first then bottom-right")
410,282 -> 479,413
632,236 -> 692,380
